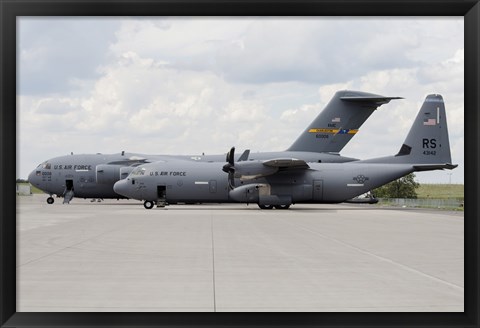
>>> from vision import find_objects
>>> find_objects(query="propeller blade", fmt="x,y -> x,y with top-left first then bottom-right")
228,171 -> 235,190
223,147 -> 236,190
228,147 -> 235,165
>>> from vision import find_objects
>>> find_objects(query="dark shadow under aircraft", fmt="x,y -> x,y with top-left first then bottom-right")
28,90 -> 400,204
113,94 -> 456,209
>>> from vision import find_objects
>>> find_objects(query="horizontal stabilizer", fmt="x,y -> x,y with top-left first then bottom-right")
340,96 -> 403,105
413,164 -> 458,171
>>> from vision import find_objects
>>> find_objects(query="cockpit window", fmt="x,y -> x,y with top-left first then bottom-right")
41,162 -> 51,169
130,167 -> 146,176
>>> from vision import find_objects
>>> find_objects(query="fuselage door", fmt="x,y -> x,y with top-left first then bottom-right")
157,185 -> 167,207
313,180 -> 323,201
63,179 -> 75,204
65,179 -> 74,191
157,185 -> 166,199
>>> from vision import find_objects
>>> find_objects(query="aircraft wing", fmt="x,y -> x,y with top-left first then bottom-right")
235,158 -> 310,180
262,158 -> 310,169
106,158 -> 150,166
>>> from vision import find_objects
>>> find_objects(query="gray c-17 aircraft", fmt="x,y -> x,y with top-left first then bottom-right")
28,90 -> 401,204
113,94 -> 457,209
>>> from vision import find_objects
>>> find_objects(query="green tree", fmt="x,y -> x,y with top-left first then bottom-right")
372,173 -> 420,199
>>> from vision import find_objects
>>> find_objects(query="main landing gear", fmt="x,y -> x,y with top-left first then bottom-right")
144,200 -> 154,209
258,204 -> 290,210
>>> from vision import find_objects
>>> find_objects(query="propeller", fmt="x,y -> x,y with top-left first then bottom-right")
222,147 -> 236,189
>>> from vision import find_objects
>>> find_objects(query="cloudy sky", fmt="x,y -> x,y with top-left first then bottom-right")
17,17 -> 464,184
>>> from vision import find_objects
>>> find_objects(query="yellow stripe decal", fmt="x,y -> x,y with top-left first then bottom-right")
308,128 -> 359,135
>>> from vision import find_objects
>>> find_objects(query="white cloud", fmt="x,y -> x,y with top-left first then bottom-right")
18,17 -> 120,95
418,48 -> 464,91
107,17 -> 454,85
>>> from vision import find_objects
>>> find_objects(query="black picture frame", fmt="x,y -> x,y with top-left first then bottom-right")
1,0 -> 478,327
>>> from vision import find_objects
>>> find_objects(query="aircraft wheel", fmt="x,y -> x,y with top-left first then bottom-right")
258,204 -> 273,210
275,204 -> 290,210
144,200 -> 154,209
46,197 -> 54,204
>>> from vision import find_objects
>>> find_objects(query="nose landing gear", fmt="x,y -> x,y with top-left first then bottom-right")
46,196 -> 54,204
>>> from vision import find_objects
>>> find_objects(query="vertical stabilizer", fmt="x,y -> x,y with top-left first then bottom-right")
395,94 -> 453,165
287,90 -> 401,153
362,94 -> 456,171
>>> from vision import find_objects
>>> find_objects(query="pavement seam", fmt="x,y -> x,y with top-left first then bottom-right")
16,221 -> 135,268
279,217 -> 464,292
211,212 -> 217,312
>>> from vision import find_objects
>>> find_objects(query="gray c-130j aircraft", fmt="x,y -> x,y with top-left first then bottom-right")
28,90 -> 401,204
113,94 -> 456,209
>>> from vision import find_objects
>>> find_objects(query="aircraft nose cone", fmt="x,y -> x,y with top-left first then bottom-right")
28,169 -> 38,186
28,170 -> 34,182
113,179 -> 130,197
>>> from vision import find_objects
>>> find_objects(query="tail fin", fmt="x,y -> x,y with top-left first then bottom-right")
363,94 -> 457,170
287,90 -> 402,153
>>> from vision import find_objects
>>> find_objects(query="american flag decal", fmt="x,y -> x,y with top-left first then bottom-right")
332,117 -> 341,122
423,118 -> 436,126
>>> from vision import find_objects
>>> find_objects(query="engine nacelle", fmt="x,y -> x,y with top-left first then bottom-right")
229,183 -> 292,206
96,164 -> 125,184
120,166 -> 134,180
233,162 -> 278,179
229,183 -> 267,203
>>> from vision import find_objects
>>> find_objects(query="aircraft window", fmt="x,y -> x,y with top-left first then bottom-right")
131,167 -> 146,176
42,163 -> 51,169
132,179 -> 135,185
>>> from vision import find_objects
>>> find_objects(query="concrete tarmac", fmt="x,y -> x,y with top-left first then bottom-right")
16,194 -> 464,312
